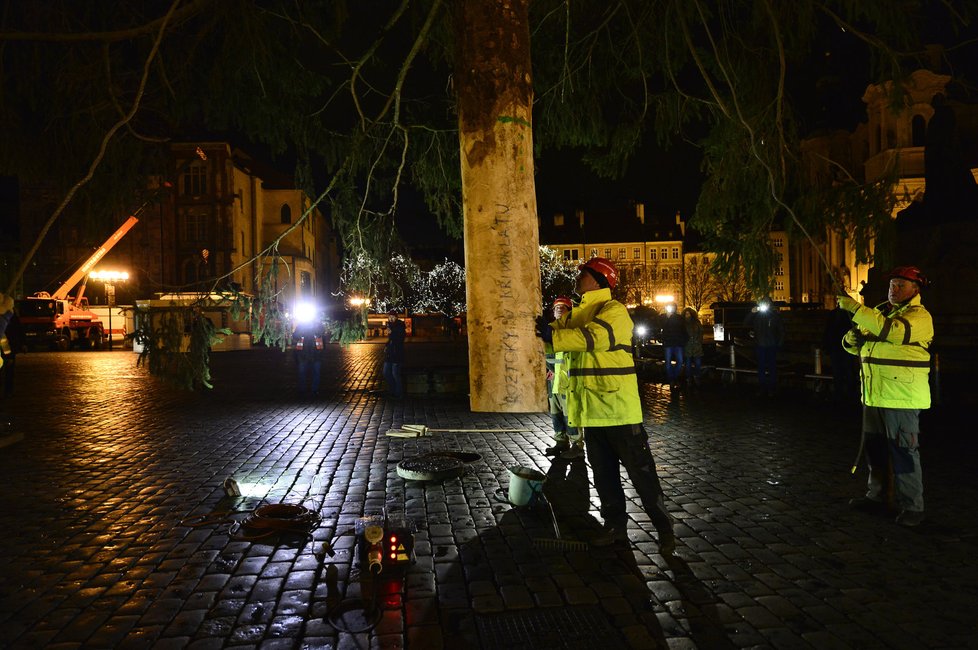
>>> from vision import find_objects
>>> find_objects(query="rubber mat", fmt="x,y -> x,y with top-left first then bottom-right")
475,605 -> 624,649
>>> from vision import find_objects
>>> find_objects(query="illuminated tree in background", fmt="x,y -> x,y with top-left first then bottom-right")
539,247 -> 577,310
684,253 -> 723,312
418,260 -> 466,318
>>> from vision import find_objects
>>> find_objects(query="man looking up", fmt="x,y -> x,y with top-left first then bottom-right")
839,266 -> 934,527
536,257 -> 675,552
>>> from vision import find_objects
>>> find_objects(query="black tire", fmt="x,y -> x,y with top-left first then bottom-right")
89,328 -> 104,350
56,331 -> 71,352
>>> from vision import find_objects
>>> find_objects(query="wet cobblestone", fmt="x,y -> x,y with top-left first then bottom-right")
1,343 -> 977,648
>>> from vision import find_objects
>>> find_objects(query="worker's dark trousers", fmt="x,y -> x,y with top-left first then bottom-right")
583,423 -> 672,534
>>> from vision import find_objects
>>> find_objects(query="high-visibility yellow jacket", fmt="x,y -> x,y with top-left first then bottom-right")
842,294 -> 933,409
549,288 -> 642,427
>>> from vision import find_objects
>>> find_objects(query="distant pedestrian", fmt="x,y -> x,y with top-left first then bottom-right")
544,296 -> 584,461
822,306 -> 857,403
292,308 -> 326,399
384,311 -> 406,398
0,311 -> 24,398
658,303 -> 687,389
840,266 -> 933,527
682,308 -> 704,388
536,257 -> 674,552
744,297 -> 784,397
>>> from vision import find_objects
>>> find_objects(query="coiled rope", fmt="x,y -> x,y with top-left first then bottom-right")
184,502 -> 322,541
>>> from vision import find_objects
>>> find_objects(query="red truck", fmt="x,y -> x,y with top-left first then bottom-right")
17,216 -> 138,351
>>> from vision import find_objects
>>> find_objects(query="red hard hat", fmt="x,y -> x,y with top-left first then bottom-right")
888,265 -> 929,288
579,257 -> 619,289
552,296 -> 573,309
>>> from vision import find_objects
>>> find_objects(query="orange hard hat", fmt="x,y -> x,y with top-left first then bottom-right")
552,296 -> 573,309
888,265 -> 929,288
579,257 -> 619,289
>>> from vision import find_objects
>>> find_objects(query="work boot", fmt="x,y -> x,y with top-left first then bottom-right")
588,525 -> 628,548
544,442 -> 569,457
848,496 -> 885,513
559,445 -> 585,461
895,509 -> 925,527
657,529 -> 676,555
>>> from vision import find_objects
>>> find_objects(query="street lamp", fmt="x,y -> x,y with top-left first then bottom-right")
90,270 -> 129,348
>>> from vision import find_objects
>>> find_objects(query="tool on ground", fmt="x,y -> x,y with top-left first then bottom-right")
395,452 -> 482,481
507,465 -> 547,506
386,423 -> 530,437
532,494 -> 589,552
356,512 -> 415,573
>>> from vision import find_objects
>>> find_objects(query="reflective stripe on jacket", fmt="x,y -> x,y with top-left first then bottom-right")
552,351 -> 570,395
842,294 -> 933,409
550,288 -> 642,427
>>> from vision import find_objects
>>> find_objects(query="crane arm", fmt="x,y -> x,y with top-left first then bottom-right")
52,216 -> 139,301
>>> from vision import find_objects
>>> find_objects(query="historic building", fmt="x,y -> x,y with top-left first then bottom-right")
799,68 -> 978,306
16,142 -> 339,311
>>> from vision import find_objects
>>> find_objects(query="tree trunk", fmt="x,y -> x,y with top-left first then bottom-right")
455,0 -> 546,412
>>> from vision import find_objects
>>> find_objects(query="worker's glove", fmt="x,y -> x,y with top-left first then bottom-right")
534,315 -> 553,344
837,294 -> 860,313
848,328 -> 866,346
0,293 -> 12,315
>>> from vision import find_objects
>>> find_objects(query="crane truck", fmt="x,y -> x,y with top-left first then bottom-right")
16,216 -> 139,351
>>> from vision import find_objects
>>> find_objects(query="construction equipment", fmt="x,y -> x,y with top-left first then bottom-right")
17,216 -> 138,351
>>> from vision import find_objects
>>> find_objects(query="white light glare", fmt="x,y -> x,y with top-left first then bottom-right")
635,325 -> 648,337
294,302 -> 316,323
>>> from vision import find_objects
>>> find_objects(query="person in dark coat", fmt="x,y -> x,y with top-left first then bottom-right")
657,303 -> 688,389
744,297 -> 785,397
822,306 -> 857,403
0,311 -> 24,398
384,311 -> 406,398
292,312 -> 326,399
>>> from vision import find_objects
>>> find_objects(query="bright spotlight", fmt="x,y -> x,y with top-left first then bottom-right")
294,301 -> 316,324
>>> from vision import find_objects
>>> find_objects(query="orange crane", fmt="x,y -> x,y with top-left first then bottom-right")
17,216 -> 139,351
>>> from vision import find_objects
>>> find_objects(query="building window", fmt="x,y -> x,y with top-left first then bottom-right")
650,268 -> 658,281
620,268 -> 628,284
772,237 -> 783,248
590,248 -> 598,258
672,267 -> 680,280
182,162 -> 208,196
618,247 -> 626,259
660,247 -> 668,260
912,115 -> 926,147
603,248 -> 612,258
633,247 -> 641,259
554,213 -> 565,226
180,207 -> 209,243
562,248 -> 579,261
775,266 -> 784,276
300,271 -> 312,297
182,257 -> 206,285
776,252 -> 784,262
280,203 -> 292,224
650,249 -> 657,260
774,280 -> 784,292
671,247 -> 679,260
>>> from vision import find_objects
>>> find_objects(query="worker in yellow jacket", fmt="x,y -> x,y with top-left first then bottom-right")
536,258 -> 674,552
839,265 -> 934,527
545,296 -> 584,460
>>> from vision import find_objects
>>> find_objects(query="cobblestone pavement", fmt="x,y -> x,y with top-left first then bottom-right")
1,342 -> 976,649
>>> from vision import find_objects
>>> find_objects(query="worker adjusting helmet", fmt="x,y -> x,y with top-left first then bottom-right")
578,257 -> 619,289
552,296 -> 573,310
888,265 -> 929,289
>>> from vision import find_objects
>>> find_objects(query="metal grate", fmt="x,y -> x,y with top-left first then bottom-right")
476,605 -> 624,650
